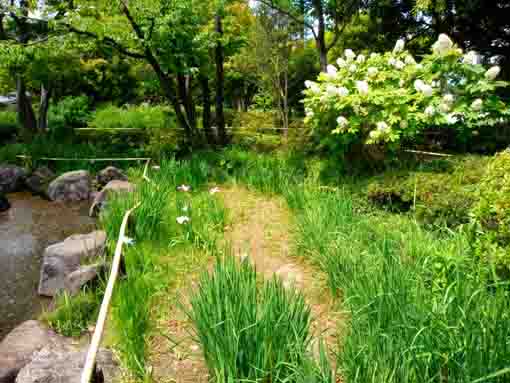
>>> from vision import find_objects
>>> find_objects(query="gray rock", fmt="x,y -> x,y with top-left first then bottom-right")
63,263 -> 102,296
15,338 -> 119,383
89,180 -> 136,217
25,167 -> 55,196
38,231 -> 107,297
96,166 -> 127,186
0,165 -> 27,194
47,170 -> 91,202
0,321 -> 62,383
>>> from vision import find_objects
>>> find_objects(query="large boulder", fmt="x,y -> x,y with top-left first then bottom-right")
0,321 -> 62,383
96,166 -> 127,186
63,263 -> 103,296
0,165 -> 27,194
38,231 -> 107,297
47,170 -> 91,202
25,167 -> 55,197
0,194 -> 9,213
15,341 -> 119,383
89,180 -> 136,217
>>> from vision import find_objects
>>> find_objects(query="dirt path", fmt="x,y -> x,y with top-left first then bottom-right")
148,185 -> 341,383
221,185 -> 342,354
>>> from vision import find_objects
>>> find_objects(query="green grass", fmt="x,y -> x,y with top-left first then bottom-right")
198,148 -> 510,383
97,158 -> 228,379
42,289 -> 101,337
185,255 -> 333,383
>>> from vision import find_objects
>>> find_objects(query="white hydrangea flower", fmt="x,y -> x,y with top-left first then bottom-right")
471,98 -> 483,111
421,85 -> 433,97
337,87 -> 349,97
424,106 -> 436,117
414,80 -> 425,92
370,53 -> 379,59
356,80 -> 369,95
416,64 -> 424,70
439,103 -> 451,113
176,216 -> 190,225
304,80 -> 315,89
376,121 -> 389,132
326,64 -> 338,79
336,57 -> 347,68
394,60 -> 405,70
305,108 -> 314,117
404,55 -> 416,65
432,34 -> 454,55
463,51 -> 479,65
393,39 -> 405,53
367,67 -> 378,77
337,116 -> 349,127
399,79 -> 405,88
344,49 -> 356,61
443,94 -> 455,104
445,114 -> 459,125
357,54 -> 366,63
349,64 -> 357,72
388,58 -> 397,67
369,129 -> 381,140
326,84 -> 338,97
485,66 -> 501,80
400,120 -> 408,129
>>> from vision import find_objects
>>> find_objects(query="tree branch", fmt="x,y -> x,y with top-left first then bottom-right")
255,0 -> 317,39
66,25 -> 146,59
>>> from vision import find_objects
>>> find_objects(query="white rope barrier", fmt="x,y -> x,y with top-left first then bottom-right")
80,202 -> 141,383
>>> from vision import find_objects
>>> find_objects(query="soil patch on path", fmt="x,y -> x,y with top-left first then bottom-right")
221,185 -> 343,354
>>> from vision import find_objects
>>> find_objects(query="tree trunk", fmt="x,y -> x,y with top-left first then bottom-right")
200,74 -> 215,145
177,74 -> 197,137
16,76 -> 37,135
313,0 -> 328,71
37,83 -> 51,133
215,14 -> 227,145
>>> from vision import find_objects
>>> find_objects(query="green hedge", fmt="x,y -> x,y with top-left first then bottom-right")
367,156 -> 489,227
89,104 -> 173,131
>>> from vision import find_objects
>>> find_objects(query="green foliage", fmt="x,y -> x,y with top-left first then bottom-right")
89,103 -> 172,131
303,34 -> 510,155
232,110 -> 284,152
367,156 -> 489,227
112,245 -> 163,377
0,110 -> 18,139
185,256 -> 333,383
288,187 -> 510,383
48,95 -> 91,135
42,290 -> 101,337
471,149 -> 510,275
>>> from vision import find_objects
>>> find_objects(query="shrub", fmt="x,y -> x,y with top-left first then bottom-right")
89,103 -> 172,131
232,110 -> 285,152
367,156 -> 488,227
303,34 -> 510,155
48,95 -> 91,134
471,149 -> 510,275
0,110 -> 18,139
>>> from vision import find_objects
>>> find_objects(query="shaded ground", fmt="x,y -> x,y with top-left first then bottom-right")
148,185 -> 342,382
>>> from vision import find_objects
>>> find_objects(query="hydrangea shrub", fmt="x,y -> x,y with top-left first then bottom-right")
303,35 -> 510,151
